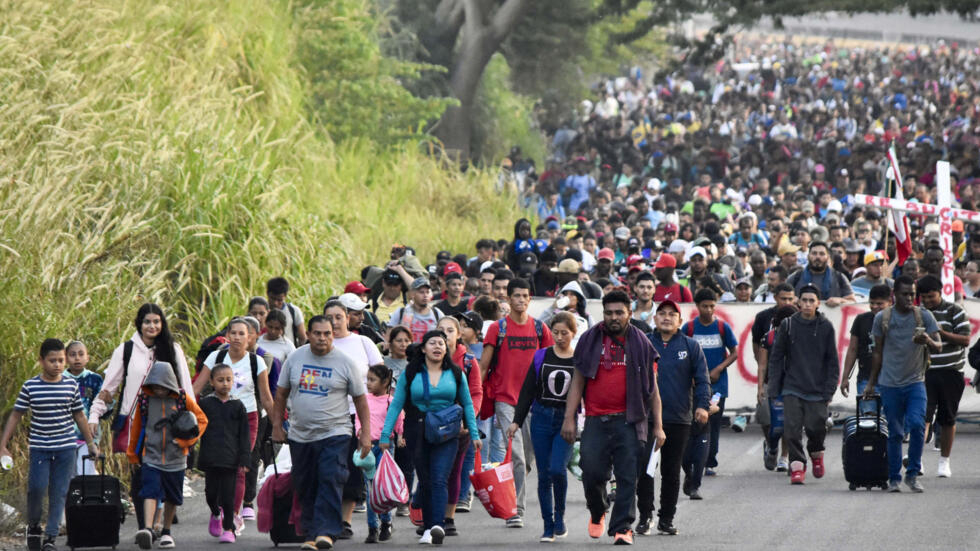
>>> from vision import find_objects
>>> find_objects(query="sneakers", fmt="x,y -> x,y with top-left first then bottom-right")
301,541 -> 317,551
937,457 -> 952,478
233,514 -> 244,536
704,468 -> 716,477
811,456 -> 825,479
135,528 -> 154,550
364,527 -> 379,544
588,514 -> 605,539
430,526 -> 445,545
905,475 -> 924,493
396,504 -> 410,517
790,461 -> 806,485
689,489 -> 703,500
41,539 -> 56,551
456,494 -> 471,513
505,515 -> 523,528
241,506 -> 256,521
339,522 -> 353,539
379,522 -> 393,542
776,457 -> 789,472
26,524 -> 42,551
613,530 -> 634,545
443,518 -> 457,536
418,529 -> 432,545
763,441 -> 777,471
656,520 -> 678,535
554,517 -> 567,538
209,515 -> 223,538
539,529 -> 555,543
315,535 -> 334,549
887,480 -> 902,492
635,517 -> 652,536
158,534 -> 175,549
219,531 -> 235,544
353,502 -> 367,514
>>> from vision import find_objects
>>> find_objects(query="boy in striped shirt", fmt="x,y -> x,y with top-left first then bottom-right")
0,339 -> 99,551
917,275 -> 971,478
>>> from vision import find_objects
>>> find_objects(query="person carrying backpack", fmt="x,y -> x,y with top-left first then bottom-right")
681,288 -> 737,482
267,277 -> 307,347
863,275 -> 942,492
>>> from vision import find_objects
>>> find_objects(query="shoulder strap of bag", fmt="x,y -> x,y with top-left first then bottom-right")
111,341 -> 136,422
216,348 -> 227,365
250,352 -> 260,405
716,319 -> 726,341
534,319 -> 544,343
532,348 -> 547,378
684,321 -> 694,337
881,306 -> 893,339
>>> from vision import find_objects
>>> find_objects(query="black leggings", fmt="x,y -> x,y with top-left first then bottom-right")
244,417 -> 271,506
205,468 -> 237,531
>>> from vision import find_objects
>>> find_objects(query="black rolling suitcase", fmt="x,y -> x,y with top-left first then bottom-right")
841,395 -> 889,491
65,455 -> 125,550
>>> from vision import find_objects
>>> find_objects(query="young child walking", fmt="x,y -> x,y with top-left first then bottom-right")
355,364 -> 403,544
0,339 -> 99,551
198,364 -> 251,544
64,340 -> 103,476
127,361 -> 208,550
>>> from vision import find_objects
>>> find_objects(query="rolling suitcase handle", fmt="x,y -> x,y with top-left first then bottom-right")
79,454 -> 107,504
856,394 -> 883,424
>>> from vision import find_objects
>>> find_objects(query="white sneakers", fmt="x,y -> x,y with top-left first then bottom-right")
419,529 -> 432,544
937,457 -> 952,478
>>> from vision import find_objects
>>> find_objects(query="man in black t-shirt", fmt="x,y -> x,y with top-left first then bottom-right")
434,272 -> 470,317
752,283 -> 795,471
841,284 -> 892,398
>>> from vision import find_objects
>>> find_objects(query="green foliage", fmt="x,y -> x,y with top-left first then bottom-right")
471,54 -> 548,166
0,0 -> 519,505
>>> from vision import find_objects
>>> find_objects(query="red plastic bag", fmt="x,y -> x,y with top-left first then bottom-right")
469,438 -> 517,520
370,450 -> 409,514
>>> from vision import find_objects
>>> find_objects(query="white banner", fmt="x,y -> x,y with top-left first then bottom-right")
529,298 -> 980,413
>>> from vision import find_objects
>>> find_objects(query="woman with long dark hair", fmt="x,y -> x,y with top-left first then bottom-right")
379,331 -> 481,545
88,303 -> 195,535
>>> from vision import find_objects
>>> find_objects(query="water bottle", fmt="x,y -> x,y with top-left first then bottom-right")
710,392 -> 721,407
1,455 -> 13,471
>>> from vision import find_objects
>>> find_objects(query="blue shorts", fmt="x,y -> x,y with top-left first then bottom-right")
140,465 -> 184,505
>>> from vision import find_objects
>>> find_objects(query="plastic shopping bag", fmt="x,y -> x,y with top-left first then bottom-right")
468,438 -> 517,520
370,449 -> 409,514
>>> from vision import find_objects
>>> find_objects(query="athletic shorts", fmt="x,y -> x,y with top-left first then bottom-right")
925,369 -> 966,427
140,465 -> 185,505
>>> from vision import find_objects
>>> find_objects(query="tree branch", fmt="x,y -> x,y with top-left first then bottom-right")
489,0 -> 530,44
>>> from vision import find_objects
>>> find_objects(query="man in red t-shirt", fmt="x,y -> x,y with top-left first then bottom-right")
479,278 -> 553,527
653,253 -> 693,303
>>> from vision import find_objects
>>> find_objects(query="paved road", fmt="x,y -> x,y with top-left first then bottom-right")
133,430 -> 980,550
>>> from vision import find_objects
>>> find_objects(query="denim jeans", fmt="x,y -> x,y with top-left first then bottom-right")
580,415 -> 640,536
880,383 -> 927,482
365,445 -> 392,529
528,404 -> 572,533
457,441 -> 475,502
28,447 -> 75,538
448,436 -> 473,505
707,397 -> 725,469
289,435 -> 349,540
412,419 -> 459,529
682,421 -> 710,492
492,402 -> 527,515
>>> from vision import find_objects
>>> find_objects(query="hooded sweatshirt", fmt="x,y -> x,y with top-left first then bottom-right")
539,280 -> 593,345
127,361 -> 207,470
767,312 -> 840,402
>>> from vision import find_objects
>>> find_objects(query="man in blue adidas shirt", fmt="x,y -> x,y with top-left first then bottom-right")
683,288 -> 738,477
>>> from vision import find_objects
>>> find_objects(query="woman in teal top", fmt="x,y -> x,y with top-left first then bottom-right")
380,330 -> 481,545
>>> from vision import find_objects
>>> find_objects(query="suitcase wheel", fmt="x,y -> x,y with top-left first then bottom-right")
848,483 -> 856,491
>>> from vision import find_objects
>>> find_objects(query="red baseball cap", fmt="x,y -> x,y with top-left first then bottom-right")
654,253 -> 677,269
597,248 -> 615,262
626,254 -> 645,267
656,299 -> 680,314
344,281 -> 370,295
442,262 -> 463,276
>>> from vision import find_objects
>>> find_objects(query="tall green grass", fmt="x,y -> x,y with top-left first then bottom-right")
0,0 -> 519,504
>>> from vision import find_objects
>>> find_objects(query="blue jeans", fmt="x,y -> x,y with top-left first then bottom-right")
528,404 -> 572,533
682,422 -> 710,492
289,436 -> 350,540
365,445 -> 392,529
880,383 -> 926,482
457,441 -> 475,501
580,415 -> 640,536
412,420 -> 458,529
28,448 -> 75,538
707,397 -> 726,469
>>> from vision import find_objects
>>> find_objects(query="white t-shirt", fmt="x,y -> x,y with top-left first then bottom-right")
332,333 -> 384,414
204,349 -> 267,413
279,303 -> 305,346
257,335 -> 296,365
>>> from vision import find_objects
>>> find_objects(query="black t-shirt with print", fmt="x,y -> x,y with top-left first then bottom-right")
849,311 -> 875,381
513,347 -> 575,427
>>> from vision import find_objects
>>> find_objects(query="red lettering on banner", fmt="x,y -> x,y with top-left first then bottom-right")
736,324 -> 756,385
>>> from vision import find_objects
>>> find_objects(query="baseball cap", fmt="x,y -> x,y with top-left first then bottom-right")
627,237 -> 641,249
735,278 -> 752,289
410,277 -> 431,290
436,250 -> 452,262
778,239 -> 801,256
614,227 -> 630,240
383,269 -> 403,283
338,293 -> 367,311
444,271 -> 463,281
864,251 -> 887,265
344,281 -> 370,295
654,253 -> 677,269
685,246 -> 707,261
664,222 -> 678,233
626,254 -> 645,267
656,300 -> 680,314
553,258 -> 581,273
597,248 -> 615,262
667,239 -> 689,254
442,261 -> 463,276
457,311 -> 484,337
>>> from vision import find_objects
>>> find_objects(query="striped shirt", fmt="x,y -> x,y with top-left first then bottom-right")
927,301 -> 970,370
14,376 -> 83,450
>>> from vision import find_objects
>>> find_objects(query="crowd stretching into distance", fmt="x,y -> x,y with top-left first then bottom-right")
3,36 -> 980,550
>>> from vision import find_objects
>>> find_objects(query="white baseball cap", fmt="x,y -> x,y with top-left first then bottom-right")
338,293 -> 367,312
